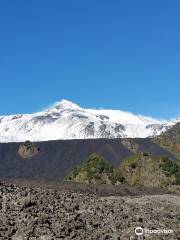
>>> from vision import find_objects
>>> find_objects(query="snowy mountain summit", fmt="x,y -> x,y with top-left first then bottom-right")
0,99 -> 177,142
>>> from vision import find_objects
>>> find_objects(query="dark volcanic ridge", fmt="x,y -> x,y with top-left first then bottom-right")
0,138 -> 175,180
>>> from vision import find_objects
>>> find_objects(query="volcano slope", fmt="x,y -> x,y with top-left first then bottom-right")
0,138 -> 176,180
0,125 -> 180,239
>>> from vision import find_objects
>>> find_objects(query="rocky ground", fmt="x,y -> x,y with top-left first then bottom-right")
0,181 -> 180,240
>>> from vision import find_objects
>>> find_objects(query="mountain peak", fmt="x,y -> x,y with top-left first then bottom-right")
47,99 -> 82,112
0,99 -> 178,142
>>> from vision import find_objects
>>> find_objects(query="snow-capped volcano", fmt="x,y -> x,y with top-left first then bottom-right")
0,100 -> 177,142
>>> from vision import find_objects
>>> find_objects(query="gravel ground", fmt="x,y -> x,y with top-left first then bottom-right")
0,181 -> 180,240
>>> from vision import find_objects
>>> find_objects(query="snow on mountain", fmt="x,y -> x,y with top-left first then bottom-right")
0,99 -> 177,142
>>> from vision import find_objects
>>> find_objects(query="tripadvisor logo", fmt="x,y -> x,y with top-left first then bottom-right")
135,227 -> 143,236
135,227 -> 173,236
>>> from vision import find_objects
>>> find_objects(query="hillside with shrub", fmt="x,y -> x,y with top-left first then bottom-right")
66,152 -> 180,192
65,153 -> 125,185
117,152 -> 180,191
154,122 -> 180,160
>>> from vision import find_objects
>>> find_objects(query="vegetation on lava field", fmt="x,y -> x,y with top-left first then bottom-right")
66,152 -> 180,192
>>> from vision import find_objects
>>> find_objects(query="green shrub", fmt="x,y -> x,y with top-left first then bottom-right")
162,158 -> 179,176
66,165 -> 81,180
175,172 -> 180,185
66,153 -> 114,182
84,154 -> 113,179
110,169 -> 126,184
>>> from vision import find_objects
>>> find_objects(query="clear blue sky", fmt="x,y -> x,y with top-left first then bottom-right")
0,1 -> 180,119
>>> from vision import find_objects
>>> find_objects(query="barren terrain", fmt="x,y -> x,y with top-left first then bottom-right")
0,181 -> 179,240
